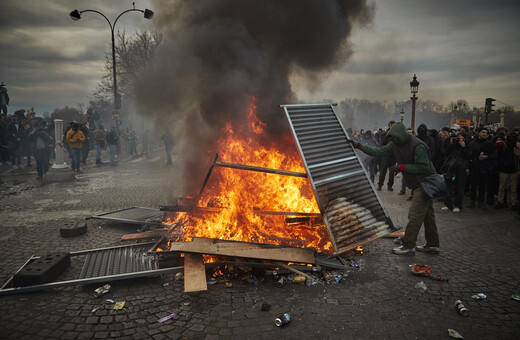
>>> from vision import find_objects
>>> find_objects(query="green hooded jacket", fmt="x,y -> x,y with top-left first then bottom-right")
358,123 -> 433,188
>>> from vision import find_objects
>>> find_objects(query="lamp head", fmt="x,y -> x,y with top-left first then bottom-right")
144,9 -> 154,19
70,9 -> 81,20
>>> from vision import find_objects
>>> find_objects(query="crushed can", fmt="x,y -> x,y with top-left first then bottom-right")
94,284 -> 111,297
276,276 -> 286,287
293,275 -> 306,284
275,313 -> 291,327
455,300 -> 469,316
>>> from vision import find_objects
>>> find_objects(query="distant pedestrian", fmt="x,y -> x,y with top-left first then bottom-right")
0,114 -> 9,164
93,125 -> 106,165
80,123 -> 90,165
27,122 -> 52,179
161,131 -> 174,166
105,126 -> 119,166
7,114 -> 24,167
65,122 -> 86,173
0,83 -> 9,115
128,130 -> 138,156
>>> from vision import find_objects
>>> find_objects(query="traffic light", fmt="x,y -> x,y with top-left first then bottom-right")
484,97 -> 496,124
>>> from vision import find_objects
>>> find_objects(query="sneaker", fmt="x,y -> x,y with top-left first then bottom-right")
393,236 -> 403,244
387,186 -> 394,192
377,185 -> 382,191
398,190 -> 406,195
392,246 -> 415,255
407,195 -> 413,201
452,207 -> 461,213
416,245 -> 440,254
441,206 -> 450,211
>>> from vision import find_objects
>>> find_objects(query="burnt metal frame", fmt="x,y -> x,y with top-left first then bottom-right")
86,206 -> 167,226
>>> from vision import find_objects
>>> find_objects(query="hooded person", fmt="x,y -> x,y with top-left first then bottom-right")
348,122 -> 440,255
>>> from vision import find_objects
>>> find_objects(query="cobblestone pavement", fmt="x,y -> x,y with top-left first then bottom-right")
0,150 -> 519,339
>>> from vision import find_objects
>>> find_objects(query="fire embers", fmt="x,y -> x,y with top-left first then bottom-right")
324,197 -> 389,252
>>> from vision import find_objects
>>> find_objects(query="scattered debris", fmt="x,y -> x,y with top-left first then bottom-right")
175,272 -> 183,281
157,312 -> 178,323
261,303 -> 271,311
455,300 -> 469,316
113,301 -> 125,310
415,281 -> 427,291
106,299 -> 115,304
163,283 -> 169,287
274,313 -> 291,327
93,284 -> 111,297
471,293 -> 487,300
512,294 -> 520,301
91,307 -> 99,313
448,328 -> 464,339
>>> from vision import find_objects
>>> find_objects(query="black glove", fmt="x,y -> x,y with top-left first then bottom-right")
389,165 -> 401,174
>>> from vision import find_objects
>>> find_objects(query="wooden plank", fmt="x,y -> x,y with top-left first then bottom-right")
120,230 -> 167,241
183,253 -> 207,293
383,231 -> 404,238
170,237 -> 315,264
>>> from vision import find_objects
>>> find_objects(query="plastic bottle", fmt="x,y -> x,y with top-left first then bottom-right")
455,300 -> 469,316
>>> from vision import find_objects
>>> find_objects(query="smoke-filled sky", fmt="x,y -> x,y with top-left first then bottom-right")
1,0 -> 519,115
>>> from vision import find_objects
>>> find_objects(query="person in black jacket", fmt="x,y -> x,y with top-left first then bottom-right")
466,127 -> 497,210
27,122 -> 53,179
105,126 -> 119,166
440,132 -> 471,212
495,132 -> 518,209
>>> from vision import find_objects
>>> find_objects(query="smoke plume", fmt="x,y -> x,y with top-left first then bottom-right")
135,0 -> 374,194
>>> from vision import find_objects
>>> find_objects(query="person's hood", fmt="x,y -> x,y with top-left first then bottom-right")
387,122 -> 410,144
417,123 -> 428,137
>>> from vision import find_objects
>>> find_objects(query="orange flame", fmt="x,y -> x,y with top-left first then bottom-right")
167,97 -> 332,253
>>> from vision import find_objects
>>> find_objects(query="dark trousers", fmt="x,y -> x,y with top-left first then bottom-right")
34,149 -> 49,177
469,168 -> 487,203
9,141 -> 22,165
70,148 -> 82,171
378,156 -> 396,188
444,168 -> 467,209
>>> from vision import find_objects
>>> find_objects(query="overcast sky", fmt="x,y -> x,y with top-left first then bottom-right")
1,0 -> 519,115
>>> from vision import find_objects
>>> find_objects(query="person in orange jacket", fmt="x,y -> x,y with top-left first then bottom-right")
66,122 -> 86,173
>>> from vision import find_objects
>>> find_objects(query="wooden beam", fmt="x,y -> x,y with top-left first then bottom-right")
120,230 -> 167,241
170,237 -> 315,264
183,253 -> 207,293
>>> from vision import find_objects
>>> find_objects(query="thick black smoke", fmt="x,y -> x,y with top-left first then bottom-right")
136,0 -> 374,194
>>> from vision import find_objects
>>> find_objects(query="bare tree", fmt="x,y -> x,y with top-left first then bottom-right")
95,30 -> 163,103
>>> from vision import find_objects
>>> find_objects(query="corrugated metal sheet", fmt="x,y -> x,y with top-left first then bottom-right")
281,103 -> 395,255
79,244 -> 158,279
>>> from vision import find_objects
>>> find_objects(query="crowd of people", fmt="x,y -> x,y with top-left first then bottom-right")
0,110 -> 172,181
349,121 -> 520,216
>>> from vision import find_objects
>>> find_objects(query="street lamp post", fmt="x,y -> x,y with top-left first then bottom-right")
409,74 -> 419,131
400,109 -> 404,123
70,4 -> 154,110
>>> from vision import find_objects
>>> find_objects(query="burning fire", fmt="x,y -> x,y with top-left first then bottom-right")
166,97 -> 332,253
